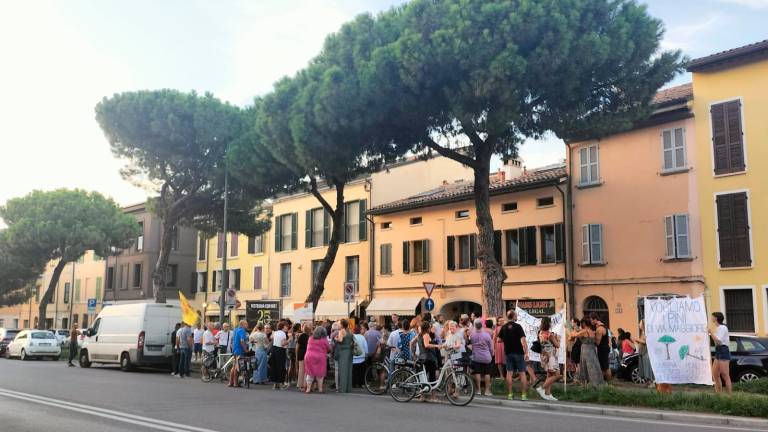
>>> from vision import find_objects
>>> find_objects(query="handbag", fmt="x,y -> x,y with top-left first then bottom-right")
531,340 -> 542,354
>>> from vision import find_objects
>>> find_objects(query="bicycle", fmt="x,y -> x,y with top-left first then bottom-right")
237,351 -> 254,389
364,347 -> 416,395
389,354 -> 475,406
201,352 -> 234,383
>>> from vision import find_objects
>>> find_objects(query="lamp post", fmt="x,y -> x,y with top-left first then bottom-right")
219,141 -> 229,326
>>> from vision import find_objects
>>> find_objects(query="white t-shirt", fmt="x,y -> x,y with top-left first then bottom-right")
272,330 -> 288,348
202,330 -> 215,353
387,329 -> 402,360
715,324 -> 730,347
193,328 -> 203,344
217,331 -> 230,348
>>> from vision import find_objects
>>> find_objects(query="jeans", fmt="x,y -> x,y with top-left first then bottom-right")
179,348 -> 192,376
171,349 -> 180,374
68,342 -> 78,364
253,347 -> 268,383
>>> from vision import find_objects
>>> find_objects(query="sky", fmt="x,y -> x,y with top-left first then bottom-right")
0,0 -> 766,211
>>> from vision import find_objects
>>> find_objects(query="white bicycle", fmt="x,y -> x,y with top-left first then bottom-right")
389,355 -> 475,406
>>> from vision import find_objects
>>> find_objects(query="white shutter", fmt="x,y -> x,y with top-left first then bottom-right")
589,145 -> 599,184
674,128 -> 686,169
662,130 -> 673,171
579,148 -> 589,185
590,224 -> 603,263
675,214 -> 690,258
664,216 -> 675,258
582,225 -> 590,264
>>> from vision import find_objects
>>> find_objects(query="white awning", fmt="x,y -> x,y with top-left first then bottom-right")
366,296 -> 423,316
315,301 -> 352,319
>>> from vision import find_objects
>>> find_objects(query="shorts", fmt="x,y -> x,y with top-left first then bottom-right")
505,353 -> 526,373
597,347 -> 610,372
471,361 -> 493,375
715,345 -> 732,361
194,343 -> 202,353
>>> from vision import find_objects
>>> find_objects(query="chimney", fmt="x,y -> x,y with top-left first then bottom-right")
442,179 -> 449,186
498,168 -> 506,183
502,157 -> 524,180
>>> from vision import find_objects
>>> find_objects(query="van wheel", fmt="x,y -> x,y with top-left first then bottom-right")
79,350 -> 91,368
120,352 -> 133,372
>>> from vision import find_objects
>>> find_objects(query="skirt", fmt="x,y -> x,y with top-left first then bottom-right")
269,347 -> 287,383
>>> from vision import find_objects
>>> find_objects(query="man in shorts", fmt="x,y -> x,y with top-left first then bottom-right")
499,309 -> 529,400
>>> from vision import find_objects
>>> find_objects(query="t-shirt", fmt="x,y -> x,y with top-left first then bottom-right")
217,331 -> 230,348
231,327 -> 249,355
353,334 -> 368,364
470,330 -> 493,363
272,330 -> 287,349
715,324 -> 730,347
499,322 -> 526,355
177,326 -> 193,350
202,330 -> 215,353
193,328 -> 203,344
397,331 -> 414,361
387,329 -> 402,360
365,329 -> 381,355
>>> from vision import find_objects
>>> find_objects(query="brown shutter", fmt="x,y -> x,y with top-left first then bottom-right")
725,100 -> 745,172
493,230 -> 502,264
402,241 -> 410,274
712,101 -> 745,174
711,103 -> 729,174
732,192 -> 751,267
446,236 -> 455,270
469,234 -> 478,269
253,266 -> 262,290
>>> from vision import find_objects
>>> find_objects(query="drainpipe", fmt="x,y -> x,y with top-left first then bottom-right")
555,182 -> 570,316
564,142 -> 576,317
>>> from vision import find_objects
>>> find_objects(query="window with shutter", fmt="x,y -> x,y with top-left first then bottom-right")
540,225 -> 556,264
198,235 -> 207,261
662,127 -> 687,172
422,239 -> 430,272
402,241 -> 410,274
290,213 -> 298,250
253,266 -> 262,290
716,192 -> 751,268
723,289 -> 755,333
493,230 -> 502,264
275,215 -> 283,252
505,229 -> 519,266
582,224 -> 604,264
359,199 -> 367,241
555,223 -> 564,263
664,214 -> 691,259
458,235 -> 471,269
469,234 -> 477,269
217,233 -> 224,258
520,226 -> 537,265
380,244 -> 392,275
579,144 -> 600,186
323,209 -> 330,246
711,100 -> 745,175
345,201 -> 361,243
305,210 -> 312,248
446,236 -> 455,270
230,233 -> 238,257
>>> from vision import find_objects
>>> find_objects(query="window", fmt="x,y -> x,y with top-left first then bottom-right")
106,267 -> 114,290
740,338 -> 765,353
664,214 -> 691,259
537,197 -> 554,207
217,233 -> 225,259
197,271 -> 208,292
132,264 -> 142,289
248,235 -> 265,254
230,233 -> 239,257
136,221 -> 144,251
63,282 -> 71,304
662,127 -> 686,172
540,224 -> 565,264
252,266 -> 262,290
723,289 -> 754,333
455,234 -> 477,270
170,226 -> 179,251
95,277 -> 102,302
579,144 -> 600,186
198,235 -> 207,261
275,213 -> 298,252
380,244 -> 392,275
381,221 -> 392,230
311,260 -> 323,289
410,217 -> 422,226
502,202 -> 518,212
74,279 -> 81,302
503,227 -> 536,266
583,296 -> 610,328
166,264 -> 178,287
305,208 -> 328,248
455,210 -> 470,219
404,240 -> 429,273
346,256 -> 359,293
504,230 -> 520,266
280,264 -> 291,297
117,265 -> 125,290
212,270 -> 221,292
582,224 -> 604,264
711,100 -> 745,175
716,192 -> 751,268
229,269 -> 241,291
343,200 -> 367,243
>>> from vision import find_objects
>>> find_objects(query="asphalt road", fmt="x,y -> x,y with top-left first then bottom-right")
0,358 -> 764,432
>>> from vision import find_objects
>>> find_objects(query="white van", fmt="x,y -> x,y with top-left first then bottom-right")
79,303 -> 181,371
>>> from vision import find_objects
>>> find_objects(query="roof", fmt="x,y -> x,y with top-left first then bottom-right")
369,166 -> 566,215
651,83 -> 693,106
687,39 -> 768,72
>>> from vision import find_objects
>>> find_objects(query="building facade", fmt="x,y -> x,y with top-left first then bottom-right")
689,40 -> 768,335
567,84 -> 706,334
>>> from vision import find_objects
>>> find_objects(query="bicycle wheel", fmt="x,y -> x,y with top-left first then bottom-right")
389,369 -> 418,403
221,360 -> 233,382
364,363 -> 389,395
444,371 -> 475,406
241,364 -> 250,389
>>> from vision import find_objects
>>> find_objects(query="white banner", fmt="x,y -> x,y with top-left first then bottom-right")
645,296 -> 713,385
515,307 -> 566,364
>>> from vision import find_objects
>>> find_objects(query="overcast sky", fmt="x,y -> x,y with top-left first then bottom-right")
0,0 -> 766,211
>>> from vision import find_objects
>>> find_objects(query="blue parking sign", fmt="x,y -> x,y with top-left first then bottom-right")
87,298 -> 97,312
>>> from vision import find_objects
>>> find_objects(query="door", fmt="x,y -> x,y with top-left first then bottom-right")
143,306 -> 175,359
85,317 -> 103,360
10,332 -> 26,356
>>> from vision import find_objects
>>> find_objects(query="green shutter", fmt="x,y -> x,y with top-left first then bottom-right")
323,210 -> 330,246
75,279 -> 81,302
555,223 -> 565,263
493,230 -> 502,264
359,199 -> 367,241
95,277 -> 102,301
402,241 -> 410,273
275,215 -> 283,252
291,213 -> 298,250
469,234 -> 478,269
340,203 -> 348,243
305,210 -> 312,248
446,236 -> 455,270
422,239 -> 430,272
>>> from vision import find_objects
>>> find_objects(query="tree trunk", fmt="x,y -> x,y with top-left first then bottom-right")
473,148 -> 507,318
152,220 -> 174,303
305,182 -> 345,312
38,259 -> 67,329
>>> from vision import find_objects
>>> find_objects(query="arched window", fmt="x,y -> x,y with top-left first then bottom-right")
583,295 -> 609,328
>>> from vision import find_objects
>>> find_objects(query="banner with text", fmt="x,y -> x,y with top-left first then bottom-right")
515,307 -> 566,364
645,296 -> 713,385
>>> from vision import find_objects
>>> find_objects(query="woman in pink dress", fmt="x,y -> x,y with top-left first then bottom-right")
304,325 -> 331,394
493,316 -> 506,377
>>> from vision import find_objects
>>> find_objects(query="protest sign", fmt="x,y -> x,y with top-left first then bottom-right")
515,307 -> 566,364
645,296 -> 713,385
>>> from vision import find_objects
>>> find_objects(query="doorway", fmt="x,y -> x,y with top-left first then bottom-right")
439,301 -> 482,321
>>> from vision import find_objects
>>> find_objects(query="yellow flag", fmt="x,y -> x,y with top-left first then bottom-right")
179,291 -> 198,326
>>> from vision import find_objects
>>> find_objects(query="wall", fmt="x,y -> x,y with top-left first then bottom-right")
371,156 -> 474,207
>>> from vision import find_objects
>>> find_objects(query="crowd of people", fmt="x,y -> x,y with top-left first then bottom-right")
167,309 -> 735,400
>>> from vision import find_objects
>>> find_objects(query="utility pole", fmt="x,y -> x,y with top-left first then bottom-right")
219,158 -> 229,326
67,260 -> 75,330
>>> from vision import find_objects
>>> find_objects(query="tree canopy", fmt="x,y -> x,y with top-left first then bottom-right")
0,189 -> 139,327
0,232 -> 46,307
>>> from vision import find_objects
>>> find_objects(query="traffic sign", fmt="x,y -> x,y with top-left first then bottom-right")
343,282 -> 356,303
87,298 -> 97,312
424,298 -> 435,312
423,282 -> 436,298
226,288 -> 237,308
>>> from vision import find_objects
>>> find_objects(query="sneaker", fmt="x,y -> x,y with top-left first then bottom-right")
546,394 -> 558,401
521,393 -> 528,401
507,393 -> 514,400
483,390 -> 493,397
535,387 -> 546,399
170,372 -> 176,376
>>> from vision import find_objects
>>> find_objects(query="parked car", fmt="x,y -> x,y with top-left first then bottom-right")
619,334 -> 768,384
0,328 -> 21,357
5,330 -> 61,360
79,303 -> 180,371
52,329 -> 70,346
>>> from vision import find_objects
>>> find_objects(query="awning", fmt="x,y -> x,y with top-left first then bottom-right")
315,301 -> 352,319
366,296 -> 423,316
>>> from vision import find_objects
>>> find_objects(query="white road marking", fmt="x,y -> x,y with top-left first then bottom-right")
0,388 -> 218,432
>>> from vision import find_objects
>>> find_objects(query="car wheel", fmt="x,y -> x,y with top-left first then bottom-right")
20,349 -> 28,361
79,349 -> 91,368
120,352 -> 133,372
3,350 -> 9,360
737,369 -> 762,382
630,365 -> 646,385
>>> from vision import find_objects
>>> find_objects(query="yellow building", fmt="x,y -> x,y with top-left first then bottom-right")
689,40 -> 768,335
368,162 -> 568,322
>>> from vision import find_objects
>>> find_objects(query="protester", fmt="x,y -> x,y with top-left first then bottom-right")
330,321 -> 341,389
296,323 -> 310,390
633,319 -> 654,388
335,319 -> 354,393
216,323 -> 231,354
352,325 -> 368,388
176,322 -> 193,378
304,326 -> 330,394
390,314 -> 400,332
568,318 -> 581,382
201,323 -> 216,380
620,332 -> 635,358
364,322 -> 381,367
535,317 -> 561,401
387,320 -> 404,361
270,321 -> 289,390
470,319 -> 494,396
193,322 -> 203,361
228,320 -> 249,388
710,312 -> 733,395
499,310 -> 529,400
590,313 -> 612,381
570,318 -> 604,386
493,316 -> 506,377
396,319 -> 414,361
250,323 -> 269,385
287,323 -> 301,387
67,322 -> 79,367
170,322 -> 181,376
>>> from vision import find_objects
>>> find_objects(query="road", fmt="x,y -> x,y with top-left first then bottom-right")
0,358 -> 764,432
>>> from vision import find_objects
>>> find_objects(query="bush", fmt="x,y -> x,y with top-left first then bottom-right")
552,385 -> 768,418
734,378 -> 768,395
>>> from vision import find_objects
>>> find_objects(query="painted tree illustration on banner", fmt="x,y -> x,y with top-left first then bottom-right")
678,345 -> 705,361
658,335 -> 676,360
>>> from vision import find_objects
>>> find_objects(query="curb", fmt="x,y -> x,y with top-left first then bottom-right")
471,395 -> 768,429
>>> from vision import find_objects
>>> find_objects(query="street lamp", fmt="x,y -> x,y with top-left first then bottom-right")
219,137 -> 229,326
